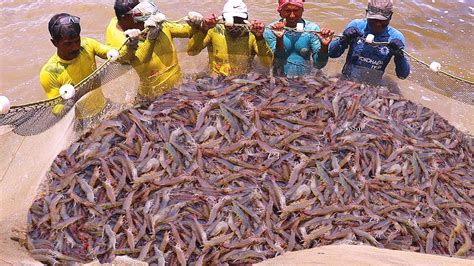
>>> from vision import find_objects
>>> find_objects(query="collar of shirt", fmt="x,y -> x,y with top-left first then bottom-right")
55,52 -> 81,65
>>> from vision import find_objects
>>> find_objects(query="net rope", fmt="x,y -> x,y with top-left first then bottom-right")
0,23 -> 472,136
0,30 -> 139,136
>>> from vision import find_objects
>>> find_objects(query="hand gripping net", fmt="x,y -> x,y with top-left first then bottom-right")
0,36 -> 136,136
338,37 -> 474,105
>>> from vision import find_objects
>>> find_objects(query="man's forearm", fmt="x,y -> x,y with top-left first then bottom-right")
276,37 -> 285,52
319,44 -> 329,55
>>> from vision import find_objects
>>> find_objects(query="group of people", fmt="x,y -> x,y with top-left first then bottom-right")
40,0 -> 410,121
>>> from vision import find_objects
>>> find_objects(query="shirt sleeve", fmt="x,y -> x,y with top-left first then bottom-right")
263,28 -> 288,59
39,69 -> 61,99
87,38 -> 110,60
309,25 -> 327,69
39,65 -> 68,114
104,25 -> 135,63
394,56 -> 410,79
254,37 -> 273,68
329,20 -> 358,58
187,30 -> 211,56
166,22 -> 194,38
134,39 -> 157,64
391,33 -> 410,79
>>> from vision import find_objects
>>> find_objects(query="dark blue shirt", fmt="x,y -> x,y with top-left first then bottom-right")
329,19 -> 410,82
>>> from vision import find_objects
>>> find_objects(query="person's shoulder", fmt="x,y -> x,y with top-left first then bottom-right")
105,17 -> 120,35
304,20 -> 320,31
164,21 -> 191,30
210,24 -> 225,36
106,17 -> 118,29
387,26 -> 405,41
81,36 -> 97,43
81,37 -> 94,46
81,37 -> 106,49
41,55 -> 63,76
347,19 -> 366,28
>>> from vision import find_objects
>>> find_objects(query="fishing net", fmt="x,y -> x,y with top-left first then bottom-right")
357,58 -> 474,105
1,28 -> 472,137
25,72 -> 474,264
327,37 -> 474,105
392,52 -> 473,105
0,58 -> 133,136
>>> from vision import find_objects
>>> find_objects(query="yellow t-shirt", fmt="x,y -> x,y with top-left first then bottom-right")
187,25 -> 273,76
39,37 -> 110,119
105,18 -> 193,100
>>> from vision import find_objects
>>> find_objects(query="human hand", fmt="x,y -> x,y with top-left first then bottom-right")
250,20 -> 265,40
124,29 -> 141,49
316,28 -> 335,47
144,13 -> 166,40
389,38 -> 405,55
0,96 -> 11,115
271,21 -> 286,39
201,14 -> 218,31
342,26 -> 362,44
125,29 -> 141,39
144,12 -> 167,27
59,84 -> 75,100
187,11 -> 204,27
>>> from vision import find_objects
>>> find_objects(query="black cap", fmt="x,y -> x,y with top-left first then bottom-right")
114,0 -> 140,18
48,13 -> 81,41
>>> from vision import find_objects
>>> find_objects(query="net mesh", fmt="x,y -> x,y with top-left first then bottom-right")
329,38 -> 473,105
389,54 -> 474,105
0,61 -> 132,136
0,30 -> 472,137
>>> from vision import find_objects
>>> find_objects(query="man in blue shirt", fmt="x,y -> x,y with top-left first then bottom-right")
264,0 -> 334,77
329,0 -> 410,83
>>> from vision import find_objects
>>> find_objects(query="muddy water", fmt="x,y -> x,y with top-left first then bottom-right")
0,0 -> 473,132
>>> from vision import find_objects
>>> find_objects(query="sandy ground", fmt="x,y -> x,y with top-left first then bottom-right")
258,244 -> 474,266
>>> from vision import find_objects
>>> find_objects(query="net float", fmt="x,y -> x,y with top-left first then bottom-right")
365,34 -> 375,44
59,84 -> 75,100
0,95 -> 11,115
430,61 -> 441,72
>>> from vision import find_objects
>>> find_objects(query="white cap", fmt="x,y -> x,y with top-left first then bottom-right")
222,0 -> 248,19
130,1 -> 159,22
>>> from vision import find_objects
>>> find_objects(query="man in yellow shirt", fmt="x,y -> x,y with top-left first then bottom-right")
187,0 -> 273,77
106,0 -> 203,100
40,13 -> 134,121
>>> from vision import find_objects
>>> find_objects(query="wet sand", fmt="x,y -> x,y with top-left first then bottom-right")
258,244 -> 474,265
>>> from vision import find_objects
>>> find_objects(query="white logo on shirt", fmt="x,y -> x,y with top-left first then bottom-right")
380,47 -> 390,55
358,56 -> 383,70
